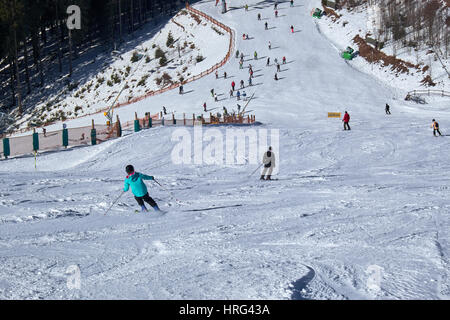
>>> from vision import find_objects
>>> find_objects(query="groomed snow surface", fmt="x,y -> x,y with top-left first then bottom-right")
1,0 -> 450,299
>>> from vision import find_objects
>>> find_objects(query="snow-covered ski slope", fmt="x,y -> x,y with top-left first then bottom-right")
1,0 -> 450,299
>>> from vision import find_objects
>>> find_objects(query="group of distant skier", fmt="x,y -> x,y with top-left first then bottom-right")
120,0 -> 445,214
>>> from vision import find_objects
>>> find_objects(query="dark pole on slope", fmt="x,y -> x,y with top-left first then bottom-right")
249,164 -> 263,177
104,191 -> 125,216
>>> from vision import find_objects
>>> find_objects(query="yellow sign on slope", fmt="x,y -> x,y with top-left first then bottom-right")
328,112 -> 341,118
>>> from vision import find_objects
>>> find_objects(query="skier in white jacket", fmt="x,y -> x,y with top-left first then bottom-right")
260,147 -> 276,180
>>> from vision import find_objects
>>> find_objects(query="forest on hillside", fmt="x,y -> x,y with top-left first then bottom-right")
0,0 -> 188,121
339,0 -> 449,57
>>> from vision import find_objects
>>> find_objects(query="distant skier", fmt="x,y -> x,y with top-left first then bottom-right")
124,165 -> 160,212
163,106 -> 167,115
290,0 -> 294,7
343,111 -> 351,130
240,52 -> 244,60
277,63 -> 281,72
229,89 -> 234,98
432,119 -> 442,136
237,104 -> 242,113
215,70 -> 219,79
254,51 -> 258,60
265,22 -> 268,30
260,147 -> 276,180
239,60 -> 244,69
274,73 -> 278,81
290,25 -> 294,33
267,57 -> 270,66
257,13 -> 261,20
275,10 -> 278,18
385,103 -> 391,115
203,102 -> 207,112
240,79 -> 245,88
282,56 -> 286,64
214,93 -> 218,102
235,50 -> 240,58
268,41 -> 272,50
223,106 -> 228,116
224,71 -> 227,79
248,77 -> 253,86
179,85 -> 184,94
237,90 -> 241,100
242,90 -> 247,101
245,4 -> 248,11
231,81 -> 236,91
210,88 -> 215,97
274,1 -> 278,10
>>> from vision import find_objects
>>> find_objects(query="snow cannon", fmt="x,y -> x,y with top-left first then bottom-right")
341,46 -> 359,60
312,8 -> 323,19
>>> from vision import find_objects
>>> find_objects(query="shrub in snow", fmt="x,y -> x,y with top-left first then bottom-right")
131,51 -> 141,63
155,47 -> 165,59
137,75 -> 149,87
196,55 -> 205,63
159,55 -> 168,66
166,32 -> 175,48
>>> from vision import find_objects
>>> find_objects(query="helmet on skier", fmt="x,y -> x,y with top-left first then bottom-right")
126,165 -> 135,174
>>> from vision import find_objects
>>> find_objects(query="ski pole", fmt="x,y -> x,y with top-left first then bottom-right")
104,191 -> 125,216
249,164 -> 263,177
153,179 -> 182,204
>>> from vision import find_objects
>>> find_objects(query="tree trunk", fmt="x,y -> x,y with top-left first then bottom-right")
13,29 -> 23,115
41,25 -> 47,45
130,0 -> 134,32
119,0 -> 123,42
23,40 -> 32,94
138,0 -> 143,26
68,30 -> 73,77
55,2 -> 63,74
9,57 -> 16,108
32,32 -> 45,87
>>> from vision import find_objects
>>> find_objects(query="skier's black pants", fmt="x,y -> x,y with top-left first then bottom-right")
344,122 -> 351,130
434,129 -> 442,136
135,193 -> 158,208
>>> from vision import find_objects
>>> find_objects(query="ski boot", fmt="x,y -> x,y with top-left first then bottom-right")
266,175 -> 272,180
152,206 -> 161,212
260,175 -> 265,180
141,205 -> 149,212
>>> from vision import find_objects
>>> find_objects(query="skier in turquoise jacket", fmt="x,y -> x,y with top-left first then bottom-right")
124,165 -> 160,212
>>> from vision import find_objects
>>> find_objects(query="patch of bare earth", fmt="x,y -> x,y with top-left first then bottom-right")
352,35 -> 435,86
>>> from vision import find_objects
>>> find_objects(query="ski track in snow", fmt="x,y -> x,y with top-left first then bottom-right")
0,0 -> 450,299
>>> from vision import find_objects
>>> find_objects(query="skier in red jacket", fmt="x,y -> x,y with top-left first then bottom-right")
343,111 -> 351,130
231,81 -> 235,91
